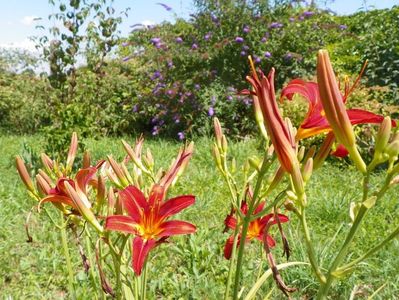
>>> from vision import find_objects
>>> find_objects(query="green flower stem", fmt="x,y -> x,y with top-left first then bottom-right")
338,224 -> 399,272
297,209 -> 326,284
224,225 -> 240,300
141,260 -> 149,300
60,219 -> 76,299
84,234 -> 100,297
316,204 -> 368,299
232,214 -> 251,299
232,157 -> 268,299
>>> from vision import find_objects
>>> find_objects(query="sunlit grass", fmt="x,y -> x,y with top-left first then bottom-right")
1,135 -> 398,299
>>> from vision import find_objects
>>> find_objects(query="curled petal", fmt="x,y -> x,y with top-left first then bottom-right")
39,195 -> 76,210
120,185 -> 148,216
331,144 -> 349,158
75,167 -> 97,194
224,235 -> 241,259
132,237 -> 157,276
105,215 -> 138,234
158,220 -> 196,237
159,195 -> 195,219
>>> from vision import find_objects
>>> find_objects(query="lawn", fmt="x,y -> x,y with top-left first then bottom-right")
1,135 -> 398,299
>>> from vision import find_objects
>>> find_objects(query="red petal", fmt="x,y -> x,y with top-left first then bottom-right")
39,195 -> 76,209
224,214 -> 237,231
132,237 -> 157,276
158,220 -> 196,237
119,186 -> 148,217
159,195 -> 195,219
148,184 -> 164,207
265,235 -> 276,248
105,215 -> 138,234
224,235 -> 241,259
75,167 -> 97,193
347,109 -> 385,126
331,144 -> 349,157
253,201 -> 265,214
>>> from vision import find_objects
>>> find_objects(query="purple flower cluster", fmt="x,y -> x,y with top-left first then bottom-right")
339,24 -> 348,30
269,22 -> 283,29
177,132 -> 185,140
235,36 -> 244,43
243,25 -> 250,33
175,37 -> 183,43
264,51 -> 272,58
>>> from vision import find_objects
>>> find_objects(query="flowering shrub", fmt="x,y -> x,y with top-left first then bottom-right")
16,49 -> 399,299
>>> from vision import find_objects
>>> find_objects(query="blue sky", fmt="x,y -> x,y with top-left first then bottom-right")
0,0 -> 397,51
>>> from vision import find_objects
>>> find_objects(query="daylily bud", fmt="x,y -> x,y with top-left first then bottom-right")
385,141 -> 399,159
248,157 -> 261,172
266,166 -> 285,195
16,156 -> 35,193
243,160 -> 250,173
122,140 -> 151,175
36,174 -> 51,195
96,175 -> 106,209
66,132 -> 78,172
286,191 -> 297,201
303,146 -> 316,163
41,153 -> 54,173
297,146 -> 306,162
375,116 -> 392,154
143,149 -> 154,169
314,132 -> 335,170
302,158 -> 313,182
64,182 -> 103,233
83,151 -> 91,168
213,117 -> 223,149
107,188 -> 115,216
212,144 -> 223,171
253,95 -> 269,140
121,162 -> 134,185
38,169 -> 53,186
317,50 -> 366,174
231,158 -> 237,174
107,156 -> 129,187
221,135 -> 228,153
284,200 -> 295,211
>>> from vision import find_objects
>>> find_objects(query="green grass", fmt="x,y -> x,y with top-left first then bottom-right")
1,135 -> 398,299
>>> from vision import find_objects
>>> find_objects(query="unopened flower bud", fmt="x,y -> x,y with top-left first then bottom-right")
248,157 -> 261,172
65,182 -> 103,233
375,116 -> 392,154
41,153 -> 54,173
302,158 -> 313,182
36,174 -> 51,195
66,132 -> 78,172
96,175 -> 106,209
284,200 -> 295,211
385,141 -> 399,159
16,156 -> 35,193
212,144 -> 223,171
286,191 -> 297,201
314,132 -> 335,170
303,146 -> 316,163
297,146 -> 306,162
213,117 -> 223,149
143,149 -> 154,169
221,135 -> 228,153
83,151 -> 91,168
107,156 -> 129,187
253,96 -> 268,140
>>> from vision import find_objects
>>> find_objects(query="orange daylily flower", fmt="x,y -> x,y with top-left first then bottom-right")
105,184 -> 196,275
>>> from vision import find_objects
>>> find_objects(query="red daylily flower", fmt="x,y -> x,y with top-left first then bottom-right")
223,201 -> 289,259
281,78 -> 388,141
39,167 -> 98,212
105,184 -> 196,275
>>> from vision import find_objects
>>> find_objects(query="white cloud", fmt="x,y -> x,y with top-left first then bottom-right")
20,15 -> 39,26
141,20 -> 155,27
0,39 -> 37,52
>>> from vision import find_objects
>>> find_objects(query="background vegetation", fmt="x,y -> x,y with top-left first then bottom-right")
0,1 -> 398,141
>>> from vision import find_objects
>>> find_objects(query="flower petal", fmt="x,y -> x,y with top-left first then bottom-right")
159,195 -> 195,219
346,109 -> 385,126
224,235 -> 241,259
148,184 -> 165,207
158,220 -> 196,237
75,167 -> 97,193
331,144 -> 349,158
132,237 -> 157,276
39,195 -> 76,210
105,215 -> 138,234
120,185 -> 148,218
